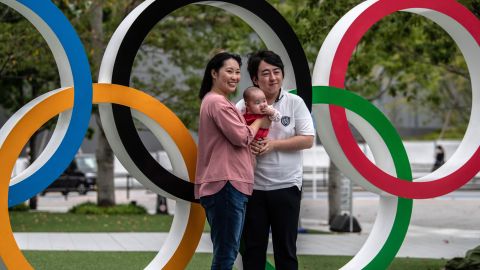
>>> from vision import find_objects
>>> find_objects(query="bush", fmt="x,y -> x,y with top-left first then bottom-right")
68,202 -> 147,215
8,203 -> 30,212
445,245 -> 480,270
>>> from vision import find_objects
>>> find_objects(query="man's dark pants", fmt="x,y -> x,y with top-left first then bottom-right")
242,186 -> 301,270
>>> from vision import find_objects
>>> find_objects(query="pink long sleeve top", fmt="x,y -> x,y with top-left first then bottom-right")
195,92 -> 255,199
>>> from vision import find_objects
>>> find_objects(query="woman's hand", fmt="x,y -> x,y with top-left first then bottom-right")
259,116 -> 272,129
250,138 -> 275,156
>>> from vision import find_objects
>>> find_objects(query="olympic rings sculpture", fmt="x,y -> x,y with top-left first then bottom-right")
0,0 -> 478,269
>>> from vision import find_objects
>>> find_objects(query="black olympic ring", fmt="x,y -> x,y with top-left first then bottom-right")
109,0 -> 312,202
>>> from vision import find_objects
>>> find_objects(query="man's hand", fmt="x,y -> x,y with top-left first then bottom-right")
250,138 -> 275,156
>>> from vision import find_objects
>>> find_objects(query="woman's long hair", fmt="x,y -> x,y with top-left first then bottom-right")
199,52 -> 242,100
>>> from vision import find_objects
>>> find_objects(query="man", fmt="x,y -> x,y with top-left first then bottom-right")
237,50 -> 315,269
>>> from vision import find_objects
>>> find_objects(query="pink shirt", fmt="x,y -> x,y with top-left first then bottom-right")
195,92 -> 255,199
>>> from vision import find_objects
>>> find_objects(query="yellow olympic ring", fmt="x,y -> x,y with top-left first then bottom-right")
0,84 -> 205,269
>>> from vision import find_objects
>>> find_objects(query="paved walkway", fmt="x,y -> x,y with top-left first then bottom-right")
14,219 -> 480,259
14,190 -> 480,260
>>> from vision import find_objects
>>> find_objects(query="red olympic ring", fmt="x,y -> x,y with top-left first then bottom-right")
329,0 -> 480,199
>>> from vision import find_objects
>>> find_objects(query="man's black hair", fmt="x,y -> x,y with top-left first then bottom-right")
247,50 -> 284,85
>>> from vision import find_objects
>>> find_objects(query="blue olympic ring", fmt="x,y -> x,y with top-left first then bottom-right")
7,0 -> 92,207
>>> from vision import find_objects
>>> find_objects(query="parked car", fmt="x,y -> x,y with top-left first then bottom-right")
41,154 -> 97,196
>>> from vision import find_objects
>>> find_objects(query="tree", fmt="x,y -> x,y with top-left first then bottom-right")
54,0 -> 148,207
86,0 -> 115,207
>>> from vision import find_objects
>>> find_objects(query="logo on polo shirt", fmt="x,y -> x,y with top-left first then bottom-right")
281,116 -> 291,126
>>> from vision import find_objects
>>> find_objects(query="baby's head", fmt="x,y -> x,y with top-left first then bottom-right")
243,86 -> 267,114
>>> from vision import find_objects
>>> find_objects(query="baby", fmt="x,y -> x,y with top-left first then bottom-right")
243,86 -> 281,139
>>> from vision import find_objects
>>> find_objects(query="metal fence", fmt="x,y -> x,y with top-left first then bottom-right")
302,163 -> 480,199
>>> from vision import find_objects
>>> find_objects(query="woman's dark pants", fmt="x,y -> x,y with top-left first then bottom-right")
200,182 -> 249,270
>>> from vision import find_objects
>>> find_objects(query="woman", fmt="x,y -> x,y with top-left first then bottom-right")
195,52 -> 270,269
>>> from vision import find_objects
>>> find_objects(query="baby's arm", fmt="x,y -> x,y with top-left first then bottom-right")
263,105 -> 281,122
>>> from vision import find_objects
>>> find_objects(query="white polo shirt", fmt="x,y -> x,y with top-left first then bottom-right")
236,90 -> 315,191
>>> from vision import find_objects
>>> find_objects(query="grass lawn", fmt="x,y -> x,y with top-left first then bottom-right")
10,211 -> 179,232
24,251 -> 447,270
10,212 -> 336,234
13,212 -> 448,269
